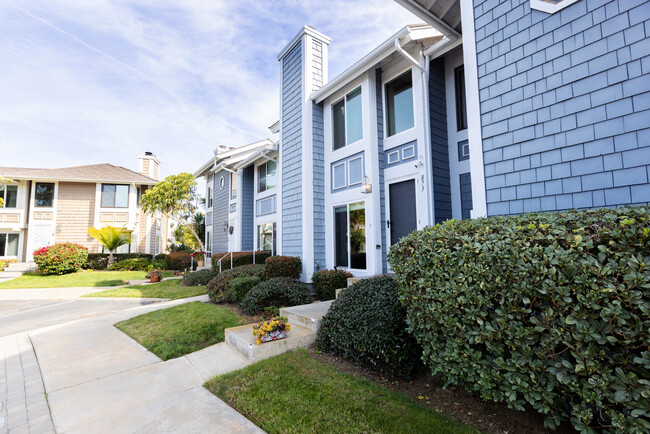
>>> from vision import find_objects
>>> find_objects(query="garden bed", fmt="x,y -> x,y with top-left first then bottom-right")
115,301 -> 243,360
205,348 -> 476,434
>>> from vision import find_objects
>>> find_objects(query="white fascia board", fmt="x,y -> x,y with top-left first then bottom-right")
194,158 -> 216,178
424,35 -> 463,58
3,176 -> 156,185
215,139 -> 274,159
393,0 -> 462,39
233,144 -> 279,170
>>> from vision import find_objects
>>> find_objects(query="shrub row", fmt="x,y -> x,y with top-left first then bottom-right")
211,251 -> 271,272
265,256 -> 302,279
240,278 -> 311,316
388,207 -> 650,432
108,258 -> 150,271
181,269 -> 217,287
206,265 -> 266,303
33,243 -> 89,275
83,253 -> 154,270
316,276 -> 423,379
312,268 -> 352,300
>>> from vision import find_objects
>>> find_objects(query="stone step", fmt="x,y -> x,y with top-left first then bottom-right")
6,262 -> 37,272
224,323 -> 316,363
279,301 -> 332,332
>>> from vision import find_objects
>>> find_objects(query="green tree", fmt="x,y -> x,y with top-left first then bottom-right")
139,172 -> 204,253
88,226 -> 132,268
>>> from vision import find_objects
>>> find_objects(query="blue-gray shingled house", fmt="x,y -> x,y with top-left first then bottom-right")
197,0 -> 650,281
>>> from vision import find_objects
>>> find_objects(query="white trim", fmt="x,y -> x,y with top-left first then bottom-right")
460,0 -> 487,218
530,0 -> 581,14
277,25 -> 331,61
301,33 -> 315,279
402,145 -> 415,160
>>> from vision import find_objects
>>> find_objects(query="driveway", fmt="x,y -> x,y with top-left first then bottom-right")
0,289 -> 261,433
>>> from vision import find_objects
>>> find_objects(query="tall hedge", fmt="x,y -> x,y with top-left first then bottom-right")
388,207 -> 650,432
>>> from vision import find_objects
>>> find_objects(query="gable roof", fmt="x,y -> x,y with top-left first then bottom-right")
0,164 -> 157,184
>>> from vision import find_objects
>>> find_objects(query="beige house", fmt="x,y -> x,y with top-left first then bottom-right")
0,153 -> 168,262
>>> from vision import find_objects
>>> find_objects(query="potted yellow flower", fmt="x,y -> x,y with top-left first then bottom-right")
252,316 -> 291,345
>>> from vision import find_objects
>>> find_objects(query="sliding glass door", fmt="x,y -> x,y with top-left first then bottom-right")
334,202 -> 366,270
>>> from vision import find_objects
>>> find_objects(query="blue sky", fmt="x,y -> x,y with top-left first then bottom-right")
0,1 -> 418,178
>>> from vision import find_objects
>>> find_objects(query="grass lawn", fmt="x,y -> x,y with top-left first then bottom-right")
84,278 -> 206,300
205,349 -> 477,434
0,270 -> 176,289
115,301 -> 242,360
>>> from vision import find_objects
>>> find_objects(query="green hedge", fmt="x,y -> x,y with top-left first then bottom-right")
206,264 -> 266,303
240,277 -> 311,315
83,253 -> 153,270
265,256 -> 302,279
108,257 -> 150,271
211,251 -> 271,272
33,243 -> 89,275
165,252 -> 191,271
227,276 -> 261,303
388,207 -> 650,432
316,276 -> 423,379
312,269 -> 353,300
181,269 -> 217,286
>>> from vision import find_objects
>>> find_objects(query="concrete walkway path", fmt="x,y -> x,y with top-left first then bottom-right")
0,272 -> 24,285
25,295 -> 260,433
0,287 -> 125,300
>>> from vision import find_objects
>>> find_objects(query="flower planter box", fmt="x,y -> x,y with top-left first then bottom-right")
259,329 -> 287,343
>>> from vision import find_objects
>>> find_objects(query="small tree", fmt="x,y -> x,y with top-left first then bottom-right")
139,172 -> 205,253
88,226 -> 132,268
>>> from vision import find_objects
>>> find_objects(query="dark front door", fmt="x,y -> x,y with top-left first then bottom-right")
388,179 -> 417,245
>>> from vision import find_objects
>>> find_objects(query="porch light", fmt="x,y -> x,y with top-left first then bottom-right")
361,176 -> 372,194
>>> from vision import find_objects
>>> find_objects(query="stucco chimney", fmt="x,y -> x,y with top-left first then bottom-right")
139,152 -> 161,181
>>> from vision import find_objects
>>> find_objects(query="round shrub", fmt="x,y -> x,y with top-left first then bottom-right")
264,255 -> 302,279
33,243 -> 89,275
240,277 -> 311,315
108,258 -> 150,271
164,252 -> 191,270
388,206 -> 650,432
225,276 -> 261,303
181,269 -> 217,286
316,276 -> 423,379
206,264 -> 266,303
312,268 -> 353,300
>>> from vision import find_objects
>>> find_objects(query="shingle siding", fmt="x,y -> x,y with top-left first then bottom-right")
474,0 -> 650,214
430,57 -> 453,223
377,68 -> 388,273
241,165 -> 254,251
313,101 -> 326,270
212,170 -> 229,253
281,41 -> 303,256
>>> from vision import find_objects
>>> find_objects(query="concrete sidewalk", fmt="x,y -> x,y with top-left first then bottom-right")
27,296 -> 260,433
0,287 -> 130,300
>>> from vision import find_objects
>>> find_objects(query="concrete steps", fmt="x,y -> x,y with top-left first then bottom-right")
280,300 -> 332,332
6,262 -> 37,272
225,323 -> 316,363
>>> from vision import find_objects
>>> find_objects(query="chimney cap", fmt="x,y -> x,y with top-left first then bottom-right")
145,151 -> 153,156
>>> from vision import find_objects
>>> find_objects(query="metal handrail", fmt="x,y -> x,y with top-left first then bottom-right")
216,252 -> 232,273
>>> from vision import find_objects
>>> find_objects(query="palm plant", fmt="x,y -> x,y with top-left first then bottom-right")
88,226 -> 132,268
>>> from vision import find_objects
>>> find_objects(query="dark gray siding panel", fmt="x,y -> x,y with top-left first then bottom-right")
241,165 -> 254,250
474,0 -> 650,215
430,57 -> 452,224
212,170 -> 229,253
281,41 -> 303,256
313,102 -> 326,270
377,68 -> 388,273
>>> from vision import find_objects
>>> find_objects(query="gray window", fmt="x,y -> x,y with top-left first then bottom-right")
0,185 -> 17,208
35,183 -> 54,207
0,233 -> 19,257
258,161 -> 277,192
207,186 -> 213,208
386,71 -> 414,137
101,184 -> 129,208
258,222 -> 276,255
454,66 -> 468,131
332,87 -> 363,150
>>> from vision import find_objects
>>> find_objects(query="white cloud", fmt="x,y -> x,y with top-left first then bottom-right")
0,0 -> 418,178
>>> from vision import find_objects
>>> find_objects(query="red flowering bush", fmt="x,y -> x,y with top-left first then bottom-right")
33,243 -> 89,275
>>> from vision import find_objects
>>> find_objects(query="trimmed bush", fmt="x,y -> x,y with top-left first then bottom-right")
206,264 -> 266,303
316,276 -> 423,379
264,256 -> 302,279
108,258 -> 150,271
312,269 -> 353,300
148,259 -> 166,270
165,252 -> 191,271
211,251 -> 271,272
388,207 -> 650,432
226,276 -> 261,303
33,243 -> 89,275
181,269 -> 217,287
240,277 -> 311,315
83,253 -> 153,270
154,253 -> 167,261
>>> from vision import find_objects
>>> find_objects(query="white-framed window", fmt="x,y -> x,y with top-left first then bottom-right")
348,156 -> 363,185
258,222 -> 276,255
332,86 -> 363,150
530,0 -> 581,13
35,183 -> 55,207
0,185 -> 18,208
334,201 -> 366,270
385,70 -> 414,137
332,162 -> 347,190
458,140 -> 470,161
207,186 -> 213,208
0,233 -> 19,257
258,161 -> 277,192
101,184 -> 129,208
219,176 -> 225,190
402,145 -> 415,160
230,173 -> 238,200
206,230 -> 212,257
256,195 -> 276,217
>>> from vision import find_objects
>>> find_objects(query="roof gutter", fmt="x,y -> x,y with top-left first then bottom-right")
394,38 -> 425,73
